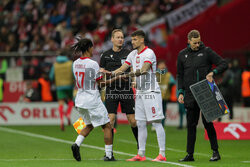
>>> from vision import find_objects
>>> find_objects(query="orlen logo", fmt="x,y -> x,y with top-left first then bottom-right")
224,123 -> 247,139
0,106 -> 15,122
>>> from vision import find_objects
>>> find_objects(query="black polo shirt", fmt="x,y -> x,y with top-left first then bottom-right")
100,48 -> 131,90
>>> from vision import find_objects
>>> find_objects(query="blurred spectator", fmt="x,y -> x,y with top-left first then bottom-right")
0,0 -> 190,55
0,78 -> 3,102
23,81 -> 40,102
138,5 -> 157,26
0,57 -> 8,80
156,60 -> 175,127
38,72 -> 53,102
241,60 -> 250,107
218,59 -> 234,120
49,51 -> 74,131
178,102 -> 186,129
231,59 -> 242,102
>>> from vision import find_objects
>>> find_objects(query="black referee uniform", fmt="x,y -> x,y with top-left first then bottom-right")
100,48 -> 135,115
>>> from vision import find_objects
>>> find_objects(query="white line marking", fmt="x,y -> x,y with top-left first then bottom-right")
0,127 -> 194,167
0,159 -> 73,161
242,161 -> 250,163
0,158 -> 124,161
119,139 -> 210,157
119,139 -> 232,158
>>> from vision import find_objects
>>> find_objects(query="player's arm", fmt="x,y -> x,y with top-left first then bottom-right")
112,63 -> 130,76
133,62 -> 151,77
97,74 -> 126,88
100,68 -> 111,74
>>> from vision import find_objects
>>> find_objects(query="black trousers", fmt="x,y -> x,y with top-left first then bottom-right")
186,101 -> 218,154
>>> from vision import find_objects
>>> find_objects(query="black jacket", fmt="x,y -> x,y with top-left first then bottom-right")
177,42 -> 228,106
100,48 -> 131,90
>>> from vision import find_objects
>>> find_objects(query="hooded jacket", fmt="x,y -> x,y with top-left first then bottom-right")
177,42 -> 228,106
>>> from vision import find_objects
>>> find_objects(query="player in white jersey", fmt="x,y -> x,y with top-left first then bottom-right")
71,38 -> 123,162
110,30 -> 166,161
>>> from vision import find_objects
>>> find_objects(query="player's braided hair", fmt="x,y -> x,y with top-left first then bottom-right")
72,37 -> 93,54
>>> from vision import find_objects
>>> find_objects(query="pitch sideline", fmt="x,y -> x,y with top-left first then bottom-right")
0,127 -> 193,167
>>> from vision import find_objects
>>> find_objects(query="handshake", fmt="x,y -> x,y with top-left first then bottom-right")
100,69 -> 141,78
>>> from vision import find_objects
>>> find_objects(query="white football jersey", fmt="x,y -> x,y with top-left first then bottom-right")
73,57 -> 103,109
125,46 -> 161,93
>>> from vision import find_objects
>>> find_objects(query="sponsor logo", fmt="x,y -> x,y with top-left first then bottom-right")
0,106 -> 15,122
224,123 -> 247,139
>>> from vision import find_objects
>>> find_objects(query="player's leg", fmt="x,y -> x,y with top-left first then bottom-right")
88,102 -> 115,161
101,122 -> 115,161
143,92 -> 166,161
72,108 -> 93,161
152,120 -> 166,161
105,89 -> 119,141
126,114 -> 138,148
127,95 -> 146,161
58,98 -> 65,131
120,89 -> 138,148
65,89 -> 74,125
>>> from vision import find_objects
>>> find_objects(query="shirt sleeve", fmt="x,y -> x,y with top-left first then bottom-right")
99,53 -> 106,68
125,51 -> 134,66
144,50 -> 155,65
93,62 -> 103,81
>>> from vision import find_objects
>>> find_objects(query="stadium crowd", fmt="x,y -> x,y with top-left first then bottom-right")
0,0 -> 191,54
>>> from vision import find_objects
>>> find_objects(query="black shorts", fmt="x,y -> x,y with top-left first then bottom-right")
105,88 -> 135,115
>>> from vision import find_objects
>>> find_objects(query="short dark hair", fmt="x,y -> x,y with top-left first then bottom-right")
157,60 -> 166,65
72,37 -> 93,54
188,30 -> 200,40
131,30 -> 145,38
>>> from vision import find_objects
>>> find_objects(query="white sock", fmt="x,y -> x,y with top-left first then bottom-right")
137,120 -> 147,157
105,145 -> 113,158
75,135 -> 85,147
152,122 -> 166,157
138,150 -> 145,157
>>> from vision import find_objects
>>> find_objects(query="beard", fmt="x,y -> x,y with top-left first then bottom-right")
133,45 -> 139,50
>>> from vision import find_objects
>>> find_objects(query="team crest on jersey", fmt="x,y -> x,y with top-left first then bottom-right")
136,56 -> 140,64
110,55 -> 113,58
197,53 -> 203,57
185,54 -> 188,58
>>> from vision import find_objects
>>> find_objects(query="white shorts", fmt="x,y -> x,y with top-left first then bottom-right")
77,102 -> 110,127
135,92 -> 164,122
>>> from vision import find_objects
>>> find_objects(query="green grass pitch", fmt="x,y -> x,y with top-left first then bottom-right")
0,125 -> 250,167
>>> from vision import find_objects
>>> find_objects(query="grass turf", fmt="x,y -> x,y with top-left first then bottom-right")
0,125 -> 250,167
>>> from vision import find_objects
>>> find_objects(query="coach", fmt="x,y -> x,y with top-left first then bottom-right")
177,30 -> 228,162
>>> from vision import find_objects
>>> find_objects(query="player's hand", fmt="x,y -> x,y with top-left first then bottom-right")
119,74 -> 128,81
129,71 -> 135,77
135,69 -> 141,77
100,69 -> 112,76
206,72 -> 214,82
178,94 -> 184,104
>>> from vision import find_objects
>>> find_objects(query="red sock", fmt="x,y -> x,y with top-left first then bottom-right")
66,100 -> 74,125
59,104 -> 64,124
66,100 -> 74,118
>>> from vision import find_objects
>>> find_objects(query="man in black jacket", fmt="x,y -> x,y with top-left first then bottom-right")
177,30 -> 228,162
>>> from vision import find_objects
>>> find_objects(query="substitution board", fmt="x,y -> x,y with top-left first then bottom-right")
190,79 -> 229,122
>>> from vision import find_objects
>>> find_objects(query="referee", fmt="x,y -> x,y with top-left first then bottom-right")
100,29 -> 138,148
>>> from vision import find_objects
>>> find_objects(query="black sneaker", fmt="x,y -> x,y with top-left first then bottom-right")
179,154 -> 195,162
71,143 -> 81,161
210,151 -> 221,161
103,154 -> 116,161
